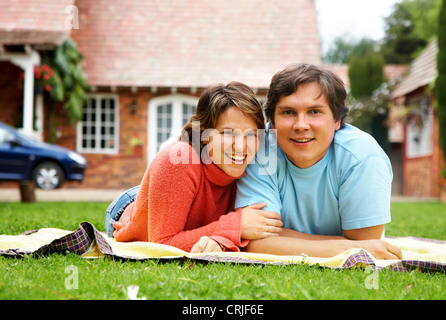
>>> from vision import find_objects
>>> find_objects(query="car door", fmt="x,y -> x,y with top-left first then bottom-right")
0,126 -> 31,180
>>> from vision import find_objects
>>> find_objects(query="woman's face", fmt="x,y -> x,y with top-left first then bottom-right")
204,106 -> 259,177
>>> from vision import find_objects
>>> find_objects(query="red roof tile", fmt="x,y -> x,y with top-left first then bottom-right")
390,39 -> 437,99
71,0 -> 321,89
0,0 -> 74,45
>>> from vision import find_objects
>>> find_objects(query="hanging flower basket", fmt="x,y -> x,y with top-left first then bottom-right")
34,64 -> 56,95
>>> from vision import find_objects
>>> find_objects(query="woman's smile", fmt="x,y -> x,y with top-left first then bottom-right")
206,106 -> 259,177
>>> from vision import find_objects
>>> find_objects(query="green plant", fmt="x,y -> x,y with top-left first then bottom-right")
348,51 -> 385,100
40,37 -> 91,123
436,0 -> 446,173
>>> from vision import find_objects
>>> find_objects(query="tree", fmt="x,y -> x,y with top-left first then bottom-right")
381,0 -> 441,64
436,0 -> 446,167
322,35 -> 356,64
347,39 -> 388,152
348,39 -> 385,100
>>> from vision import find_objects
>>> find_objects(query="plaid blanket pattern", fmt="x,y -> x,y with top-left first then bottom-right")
1,222 -> 445,273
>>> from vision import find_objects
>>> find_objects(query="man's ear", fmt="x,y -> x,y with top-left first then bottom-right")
334,119 -> 341,131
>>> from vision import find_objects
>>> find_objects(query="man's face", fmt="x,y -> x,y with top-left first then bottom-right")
272,82 -> 341,168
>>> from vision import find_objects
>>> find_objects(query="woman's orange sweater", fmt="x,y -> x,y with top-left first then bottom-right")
113,141 -> 248,252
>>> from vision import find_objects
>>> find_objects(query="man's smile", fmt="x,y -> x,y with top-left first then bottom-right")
290,137 -> 315,145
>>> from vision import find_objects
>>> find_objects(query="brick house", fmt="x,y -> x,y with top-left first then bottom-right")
1,0 -> 322,189
389,39 -> 445,199
0,0 -> 74,139
1,0 -> 413,194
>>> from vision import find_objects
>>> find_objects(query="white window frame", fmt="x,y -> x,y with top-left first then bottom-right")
76,94 -> 119,154
148,94 -> 198,163
405,96 -> 433,158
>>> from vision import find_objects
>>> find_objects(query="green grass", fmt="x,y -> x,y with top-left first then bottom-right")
0,201 -> 445,300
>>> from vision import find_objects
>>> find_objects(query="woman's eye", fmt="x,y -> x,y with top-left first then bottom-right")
222,130 -> 235,136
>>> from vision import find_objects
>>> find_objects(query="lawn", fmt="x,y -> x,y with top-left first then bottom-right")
0,201 -> 445,302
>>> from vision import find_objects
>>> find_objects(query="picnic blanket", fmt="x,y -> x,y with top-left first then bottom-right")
1,221 -> 446,273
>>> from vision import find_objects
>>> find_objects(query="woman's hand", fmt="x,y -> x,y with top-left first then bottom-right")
190,236 -> 224,253
240,202 -> 283,240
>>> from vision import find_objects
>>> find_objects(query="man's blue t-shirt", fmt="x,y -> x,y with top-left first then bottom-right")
235,123 -> 392,236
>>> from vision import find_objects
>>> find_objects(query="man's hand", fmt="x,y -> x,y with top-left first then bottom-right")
190,236 -> 223,253
353,239 -> 403,260
240,202 -> 283,240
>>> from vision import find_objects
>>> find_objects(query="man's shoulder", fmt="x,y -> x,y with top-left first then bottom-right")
334,124 -> 386,161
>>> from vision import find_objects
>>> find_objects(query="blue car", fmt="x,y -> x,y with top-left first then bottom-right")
0,121 -> 87,190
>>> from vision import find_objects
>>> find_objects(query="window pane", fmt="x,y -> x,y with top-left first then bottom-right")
79,95 -> 118,153
182,103 -> 196,125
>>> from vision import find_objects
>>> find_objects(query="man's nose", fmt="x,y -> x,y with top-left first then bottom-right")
292,114 -> 310,131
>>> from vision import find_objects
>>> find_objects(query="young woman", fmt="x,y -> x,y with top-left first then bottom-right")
105,82 -> 283,253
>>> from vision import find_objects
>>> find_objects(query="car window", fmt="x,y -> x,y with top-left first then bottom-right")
0,127 -> 15,146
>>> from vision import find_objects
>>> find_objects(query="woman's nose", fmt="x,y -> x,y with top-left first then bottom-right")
233,134 -> 247,152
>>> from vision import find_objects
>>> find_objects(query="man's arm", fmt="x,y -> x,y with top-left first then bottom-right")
343,224 -> 385,240
244,234 -> 402,259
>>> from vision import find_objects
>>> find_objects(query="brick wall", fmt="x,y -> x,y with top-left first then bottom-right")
51,88 -> 203,190
50,90 -> 151,189
402,103 -> 445,198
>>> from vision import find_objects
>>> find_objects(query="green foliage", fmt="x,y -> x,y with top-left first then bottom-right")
348,51 -> 385,100
322,35 -> 356,64
346,39 -> 387,149
381,0 -> 441,64
346,81 -> 392,153
41,38 -> 91,123
436,0 -> 446,164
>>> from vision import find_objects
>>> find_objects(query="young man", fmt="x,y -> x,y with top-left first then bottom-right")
235,63 -> 402,259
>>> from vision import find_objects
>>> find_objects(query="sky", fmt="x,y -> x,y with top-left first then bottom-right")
315,0 -> 402,54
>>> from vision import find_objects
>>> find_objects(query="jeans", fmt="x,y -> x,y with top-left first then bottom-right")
104,185 -> 140,237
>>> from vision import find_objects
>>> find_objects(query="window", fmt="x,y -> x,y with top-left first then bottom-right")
0,127 -> 14,146
156,102 -> 173,152
77,94 -> 119,154
148,95 -> 198,163
406,95 -> 432,158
